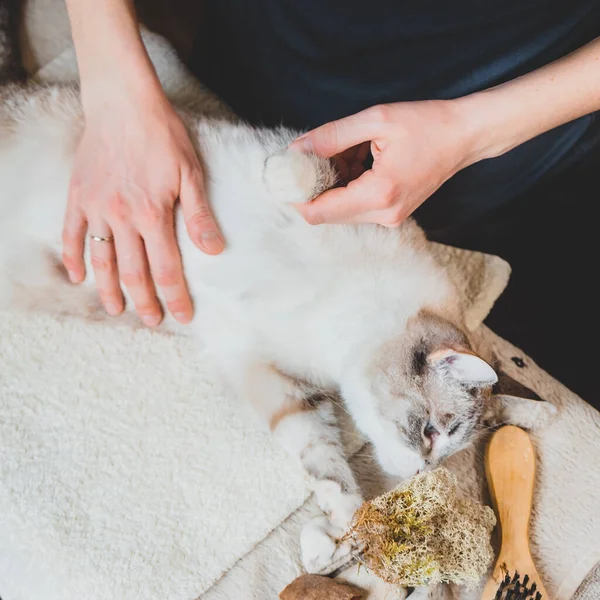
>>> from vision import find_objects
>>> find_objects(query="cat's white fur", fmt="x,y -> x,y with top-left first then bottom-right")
0,82 -> 555,573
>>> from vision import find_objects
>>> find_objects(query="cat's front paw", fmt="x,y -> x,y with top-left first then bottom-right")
490,395 -> 558,431
301,482 -> 363,574
313,480 -> 363,524
300,515 -> 356,574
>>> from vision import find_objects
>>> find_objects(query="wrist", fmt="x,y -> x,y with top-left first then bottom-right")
80,54 -> 165,116
450,89 -> 523,166
66,0 -> 162,113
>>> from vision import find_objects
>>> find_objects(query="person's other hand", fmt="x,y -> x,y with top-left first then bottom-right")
290,101 -> 479,227
63,86 -> 224,327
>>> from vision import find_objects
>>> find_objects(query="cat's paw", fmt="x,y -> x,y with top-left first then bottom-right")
510,400 -> 558,430
300,481 -> 363,573
312,480 -> 363,529
263,149 -> 337,204
300,481 -> 363,574
488,394 -> 558,431
300,515 -> 355,574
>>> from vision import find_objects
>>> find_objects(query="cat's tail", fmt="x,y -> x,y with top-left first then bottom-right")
0,0 -> 25,84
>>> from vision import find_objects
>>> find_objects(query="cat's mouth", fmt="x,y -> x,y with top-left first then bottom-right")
417,458 -> 437,475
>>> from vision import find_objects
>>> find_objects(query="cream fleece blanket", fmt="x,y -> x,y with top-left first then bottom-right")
0,315 -> 310,600
0,251 -> 507,600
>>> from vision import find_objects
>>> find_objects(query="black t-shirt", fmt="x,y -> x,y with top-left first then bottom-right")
192,1 -> 600,230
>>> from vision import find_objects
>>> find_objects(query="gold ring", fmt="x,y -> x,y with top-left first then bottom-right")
90,235 -> 114,243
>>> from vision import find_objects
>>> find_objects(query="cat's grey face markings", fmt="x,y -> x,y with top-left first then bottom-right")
387,381 -> 487,467
349,322 -> 497,479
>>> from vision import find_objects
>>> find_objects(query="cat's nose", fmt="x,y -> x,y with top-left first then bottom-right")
423,422 -> 440,447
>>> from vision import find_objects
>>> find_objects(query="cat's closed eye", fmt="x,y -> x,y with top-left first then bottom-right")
448,422 -> 461,436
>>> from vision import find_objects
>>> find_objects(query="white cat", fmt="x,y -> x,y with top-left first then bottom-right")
0,30 -> 554,573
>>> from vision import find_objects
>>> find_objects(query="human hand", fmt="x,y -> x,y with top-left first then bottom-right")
63,84 -> 224,327
290,101 -> 479,227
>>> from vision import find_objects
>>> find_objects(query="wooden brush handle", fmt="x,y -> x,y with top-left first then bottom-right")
482,426 -> 550,600
485,425 -> 536,555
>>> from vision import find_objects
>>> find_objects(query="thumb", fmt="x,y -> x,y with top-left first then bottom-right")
289,107 -> 384,158
180,166 -> 225,255
295,170 -> 382,224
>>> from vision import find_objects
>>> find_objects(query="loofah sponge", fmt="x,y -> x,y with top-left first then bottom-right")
345,467 -> 496,588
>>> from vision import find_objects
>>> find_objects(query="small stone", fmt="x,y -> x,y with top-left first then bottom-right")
279,574 -> 366,600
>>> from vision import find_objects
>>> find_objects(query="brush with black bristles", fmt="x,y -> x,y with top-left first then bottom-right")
491,571 -> 543,600
481,426 -> 549,600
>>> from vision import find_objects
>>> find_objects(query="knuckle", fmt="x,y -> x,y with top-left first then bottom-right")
381,207 -> 406,228
62,223 -> 83,247
121,270 -> 147,288
367,104 -> 392,124
185,165 -> 204,187
142,200 -> 169,227
382,219 -> 403,229
153,266 -> 180,288
187,203 -> 215,230
62,251 -> 80,272
62,227 -> 76,244
305,209 -> 323,226
318,122 -> 339,152
68,177 -> 86,200
136,303 -> 160,317
167,298 -> 191,314
377,192 -> 396,210
91,255 -> 114,272
99,292 -> 121,306
108,194 -> 131,223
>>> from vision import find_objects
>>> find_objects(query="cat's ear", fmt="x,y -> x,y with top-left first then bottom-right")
428,348 -> 498,386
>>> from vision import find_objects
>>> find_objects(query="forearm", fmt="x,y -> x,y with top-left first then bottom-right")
65,0 -> 161,106
458,37 -> 600,163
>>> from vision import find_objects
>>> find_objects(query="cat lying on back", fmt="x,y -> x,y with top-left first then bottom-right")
0,14 -> 554,572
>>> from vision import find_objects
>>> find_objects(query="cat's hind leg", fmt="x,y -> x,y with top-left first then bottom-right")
219,357 -> 363,573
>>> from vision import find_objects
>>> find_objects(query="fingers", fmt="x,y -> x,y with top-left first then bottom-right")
296,170 -> 406,226
295,186 -> 367,225
62,203 -> 87,284
180,166 -> 225,255
88,222 -> 124,316
290,106 -> 387,158
113,228 -> 162,327
142,208 -> 194,325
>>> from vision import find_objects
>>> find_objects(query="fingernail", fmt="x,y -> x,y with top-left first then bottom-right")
174,312 -> 191,324
106,303 -> 121,316
200,231 -> 225,254
142,315 -> 161,327
68,270 -> 80,284
289,134 -> 313,152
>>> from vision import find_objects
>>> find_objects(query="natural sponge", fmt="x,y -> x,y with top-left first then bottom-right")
345,467 -> 496,588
